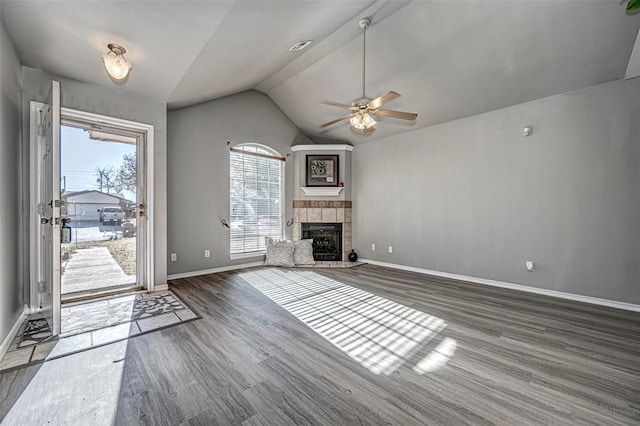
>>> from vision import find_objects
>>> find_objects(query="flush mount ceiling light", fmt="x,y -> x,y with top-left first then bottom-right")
320,18 -> 417,134
101,43 -> 132,80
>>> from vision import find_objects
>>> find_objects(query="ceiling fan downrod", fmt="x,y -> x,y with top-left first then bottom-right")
359,18 -> 370,100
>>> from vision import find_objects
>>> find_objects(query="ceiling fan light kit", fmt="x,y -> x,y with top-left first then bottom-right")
102,43 -> 132,80
350,111 -> 376,130
319,17 -> 417,134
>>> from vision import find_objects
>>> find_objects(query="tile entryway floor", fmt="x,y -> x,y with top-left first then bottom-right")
295,261 -> 366,268
0,291 -> 199,373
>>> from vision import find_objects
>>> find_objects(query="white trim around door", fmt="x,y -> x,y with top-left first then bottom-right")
29,103 -> 157,312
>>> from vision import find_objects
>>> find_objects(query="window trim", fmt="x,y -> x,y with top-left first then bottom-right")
229,143 -> 285,256
229,146 -> 285,162
229,251 -> 266,260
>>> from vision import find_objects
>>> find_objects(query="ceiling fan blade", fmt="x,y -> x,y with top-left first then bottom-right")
377,109 -> 418,121
320,100 -> 357,110
320,113 -> 356,128
367,91 -> 401,110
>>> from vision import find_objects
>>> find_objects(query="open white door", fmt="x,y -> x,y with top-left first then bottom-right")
37,81 -> 62,335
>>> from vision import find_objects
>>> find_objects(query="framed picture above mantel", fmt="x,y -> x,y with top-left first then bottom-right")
306,155 -> 339,187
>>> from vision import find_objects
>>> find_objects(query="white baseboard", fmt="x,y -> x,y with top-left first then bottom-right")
27,306 -> 41,315
167,261 -> 265,281
152,284 -> 169,292
360,259 -> 640,313
0,305 -> 29,360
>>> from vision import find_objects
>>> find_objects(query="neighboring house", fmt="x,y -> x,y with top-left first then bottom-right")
62,190 -> 132,221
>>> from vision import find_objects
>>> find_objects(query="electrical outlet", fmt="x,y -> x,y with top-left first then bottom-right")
204,250 -> 211,258
388,246 -> 393,253
170,253 -> 177,262
371,243 -> 376,251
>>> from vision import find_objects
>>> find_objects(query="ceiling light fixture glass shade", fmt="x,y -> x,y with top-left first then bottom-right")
350,111 -> 376,130
102,43 -> 132,80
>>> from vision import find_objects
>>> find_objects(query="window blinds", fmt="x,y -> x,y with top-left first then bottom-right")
229,145 -> 285,255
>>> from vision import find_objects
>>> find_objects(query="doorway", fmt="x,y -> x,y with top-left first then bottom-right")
31,95 -> 156,335
59,124 -> 142,300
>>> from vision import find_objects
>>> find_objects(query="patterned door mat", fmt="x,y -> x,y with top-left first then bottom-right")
61,292 -> 186,338
18,292 -> 188,347
18,318 -> 53,348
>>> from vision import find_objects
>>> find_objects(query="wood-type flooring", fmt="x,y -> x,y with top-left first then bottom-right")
1,264 -> 638,425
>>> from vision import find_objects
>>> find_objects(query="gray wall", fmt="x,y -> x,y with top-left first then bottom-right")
353,78 -> 640,304
167,90 -> 311,275
0,16 -> 23,344
21,67 -> 168,298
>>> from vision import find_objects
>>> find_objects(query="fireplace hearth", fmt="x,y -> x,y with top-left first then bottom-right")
302,223 -> 342,261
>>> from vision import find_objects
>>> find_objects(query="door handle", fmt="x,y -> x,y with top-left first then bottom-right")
40,217 -> 60,225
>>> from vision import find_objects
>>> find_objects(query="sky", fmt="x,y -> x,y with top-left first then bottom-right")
61,125 -> 136,200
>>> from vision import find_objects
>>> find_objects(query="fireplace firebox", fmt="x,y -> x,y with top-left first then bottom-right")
301,223 -> 342,261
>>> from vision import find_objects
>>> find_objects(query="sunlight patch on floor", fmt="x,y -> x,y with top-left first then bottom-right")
240,268 -> 456,375
413,337 -> 457,374
2,340 -> 128,425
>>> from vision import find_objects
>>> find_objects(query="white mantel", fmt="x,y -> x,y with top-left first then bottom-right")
300,187 -> 344,197
291,144 -> 354,152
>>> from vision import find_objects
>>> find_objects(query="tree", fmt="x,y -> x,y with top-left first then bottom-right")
116,153 -> 137,194
95,166 -> 120,193
94,153 -> 136,196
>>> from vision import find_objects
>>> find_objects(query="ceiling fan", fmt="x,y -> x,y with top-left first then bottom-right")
320,18 -> 418,134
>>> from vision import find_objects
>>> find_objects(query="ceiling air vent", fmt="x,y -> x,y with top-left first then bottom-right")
288,40 -> 313,52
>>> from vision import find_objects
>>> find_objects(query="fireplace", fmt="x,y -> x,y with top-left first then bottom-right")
292,201 -> 352,262
301,223 -> 342,261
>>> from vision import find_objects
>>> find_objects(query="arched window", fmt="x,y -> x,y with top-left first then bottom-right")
229,144 -> 285,256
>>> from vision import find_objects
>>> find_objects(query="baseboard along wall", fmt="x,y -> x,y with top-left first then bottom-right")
0,306 -> 29,361
166,258 -> 639,312
167,261 -> 265,281
360,259 -> 640,313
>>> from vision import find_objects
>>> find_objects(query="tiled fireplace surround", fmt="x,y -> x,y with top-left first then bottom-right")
292,200 -> 352,262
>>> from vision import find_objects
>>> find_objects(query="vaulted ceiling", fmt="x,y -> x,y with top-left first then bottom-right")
1,0 -> 639,144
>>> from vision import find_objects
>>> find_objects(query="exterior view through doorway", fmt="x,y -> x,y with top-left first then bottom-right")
60,124 -> 142,300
